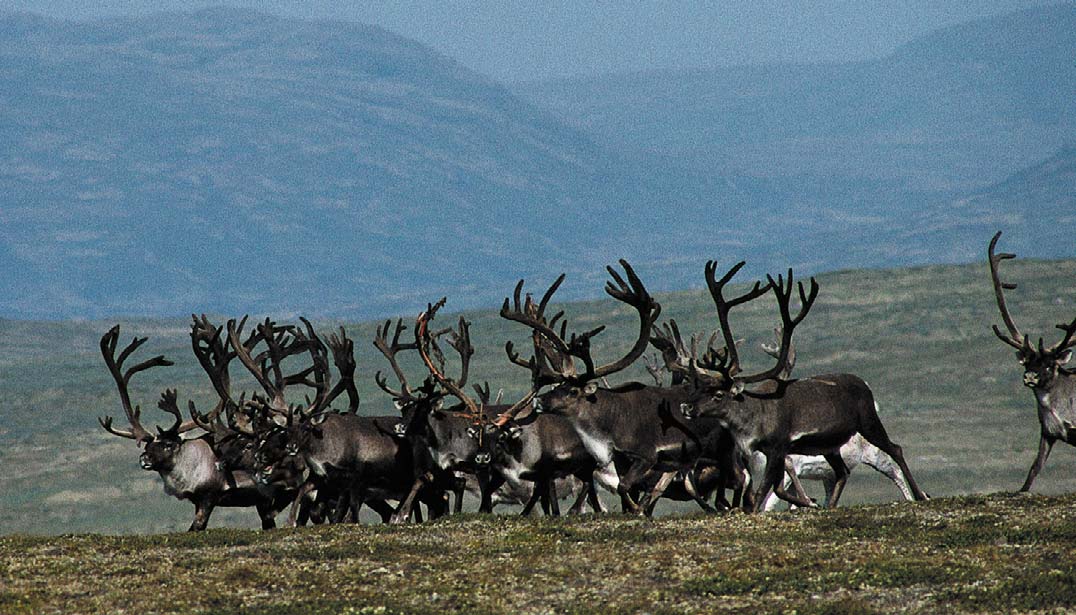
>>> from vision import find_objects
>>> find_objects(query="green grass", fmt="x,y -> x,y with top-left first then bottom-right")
1,258 -> 1076,534
2,493 -> 1076,613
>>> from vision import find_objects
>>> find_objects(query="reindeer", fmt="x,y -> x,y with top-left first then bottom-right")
230,317 -> 420,525
98,319 -> 293,531
502,260 -> 740,515
987,231 -> 1076,491
752,328 -> 916,510
381,300 -> 554,521
674,261 -> 929,511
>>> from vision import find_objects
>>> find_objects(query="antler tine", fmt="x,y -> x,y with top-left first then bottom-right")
155,389 -> 191,436
589,259 -> 661,379
99,325 -> 172,442
642,353 -> 666,386
738,269 -> 819,384
704,260 -> 770,377
500,276 -> 572,356
416,299 -> 481,416
760,325 -> 797,378
373,318 -> 418,400
290,317 -> 333,418
324,327 -> 360,413
1049,317 -> 1076,355
473,382 -> 492,404
227,317 -> 285,411
988,231 -> 1024,346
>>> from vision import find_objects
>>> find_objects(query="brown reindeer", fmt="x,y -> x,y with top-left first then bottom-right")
675,261 -> 929,511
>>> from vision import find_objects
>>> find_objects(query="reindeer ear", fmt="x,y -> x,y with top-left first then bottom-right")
1059,349 -> 1073,366
508,426 -> 523,440
582,381 -> 599,396
394,399 -> 406,411
730,381 -> 745,397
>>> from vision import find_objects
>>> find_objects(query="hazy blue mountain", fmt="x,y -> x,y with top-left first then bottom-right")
514,3 -> 1076,193
0,7 -> 1071,321
0,9 -> 656,319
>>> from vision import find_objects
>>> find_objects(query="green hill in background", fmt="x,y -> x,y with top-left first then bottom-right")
1,257 -> 1074,534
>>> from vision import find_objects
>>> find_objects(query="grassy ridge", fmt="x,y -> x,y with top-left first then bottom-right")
2,493 -> 1076,614
1,258 -> 1075,533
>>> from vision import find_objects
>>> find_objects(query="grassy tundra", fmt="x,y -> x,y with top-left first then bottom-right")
1,258 -> 1076,613
2,493 -> 1076,613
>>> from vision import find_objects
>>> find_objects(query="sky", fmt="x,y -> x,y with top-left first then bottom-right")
0,1 -> 1062,82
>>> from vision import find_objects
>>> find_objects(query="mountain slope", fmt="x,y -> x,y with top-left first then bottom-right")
0,9 -> 647,319
514,3 -> 1076,192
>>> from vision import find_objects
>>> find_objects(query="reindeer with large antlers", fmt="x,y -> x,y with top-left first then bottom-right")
675,261 -> 929,511
503,260 -> 730,515
988,231 -> 1076,492
380,300 -> 582,521
236,318 -> 408,525
98,319 -> 293,531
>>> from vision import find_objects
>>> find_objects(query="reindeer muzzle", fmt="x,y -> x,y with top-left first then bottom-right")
139,453 -> 155,470
1023,372 -> 1040,387
474,452 -> 491,466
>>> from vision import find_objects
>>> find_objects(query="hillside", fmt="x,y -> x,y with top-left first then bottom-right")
2,493 -> 1076,613
1,7 -> 1074,322
0,8 -> 671,319
515,3 -> 1076,192
1,258 -> 1075,534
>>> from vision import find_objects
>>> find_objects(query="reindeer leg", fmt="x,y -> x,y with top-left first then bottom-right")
616,459 -> 655,514
822,452 -> 849,508
519,480 -> 545,516
1021,435 -> 1054,492
860,420 -> 930,501
783,458 -> 813,507
480,472 -> 505,514
568,476 -> 591,514
685,469 -> 718,513
637,470 -> 677,516
189,497 -> 216,531
453,475 -> 466,514
288,481 -> 317,527
861,446 -> 915,501
391,474 -> 429,524
548,479 -> 561,516
586,476 -> 606,513
256,501 -> 277,530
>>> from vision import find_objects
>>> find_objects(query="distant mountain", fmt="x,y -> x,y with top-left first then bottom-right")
514,3 -> 1076,193
0,7 -> 1072,320
893,147 -> 1076,264
0,9 -> 660,319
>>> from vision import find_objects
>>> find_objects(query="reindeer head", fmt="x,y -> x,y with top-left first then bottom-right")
988,232 -> 1076,391
652,262 -> 816,422
502,260 -> 661,418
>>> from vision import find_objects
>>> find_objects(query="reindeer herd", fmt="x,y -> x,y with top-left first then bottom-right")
97,232 -> 1076,530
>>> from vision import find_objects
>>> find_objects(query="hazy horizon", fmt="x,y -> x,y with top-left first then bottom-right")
0,1 -> 1064,82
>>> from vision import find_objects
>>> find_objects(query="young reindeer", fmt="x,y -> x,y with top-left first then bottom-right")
502,260 -> 735,515
98,320 -> 290,531
676,261 -> 930,512
988,231 -> 1076,491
